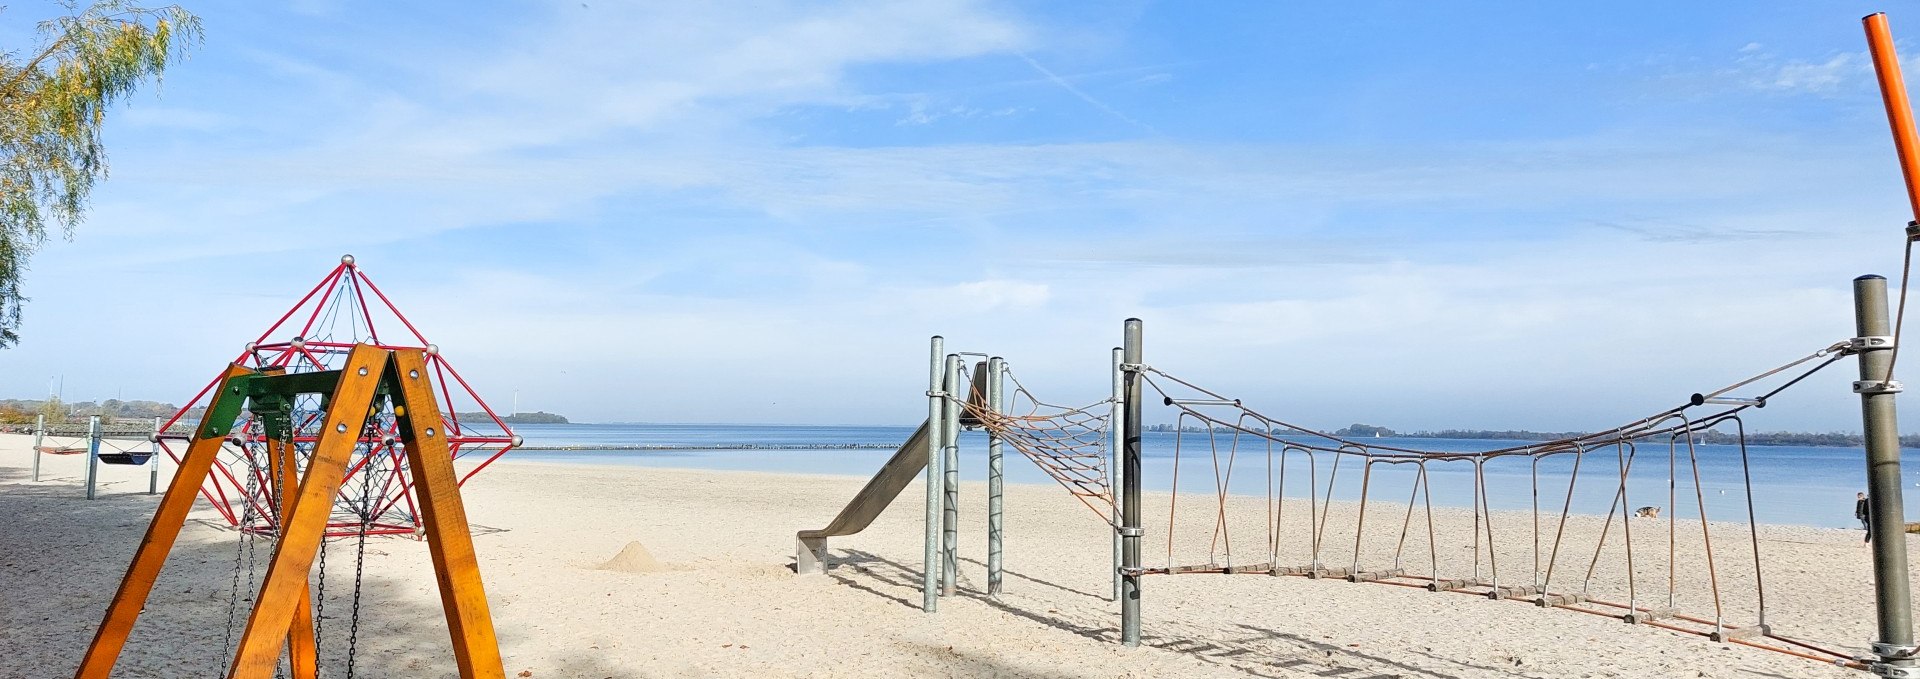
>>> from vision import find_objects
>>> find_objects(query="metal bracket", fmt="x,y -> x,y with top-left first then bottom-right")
1117,527 -> 1144,537
1118,566 -> 1147,577
1856,380 -> 1906,395
1853,336 -> 1898,353
1119,363 -> 1147,373
1907,220 -> 1920,242
925,390 -> 949,398
1875,642 -> 1920,659
1872,662 -> 1920,678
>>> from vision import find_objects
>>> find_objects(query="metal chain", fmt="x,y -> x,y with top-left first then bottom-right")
344,419 -> 381,679
219,423 -> 263,677
314,524 -> 328,667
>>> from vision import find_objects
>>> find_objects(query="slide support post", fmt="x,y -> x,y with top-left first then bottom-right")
941,353 -> 962,597
923,336 -> 945,612
986,356 -> 1006,596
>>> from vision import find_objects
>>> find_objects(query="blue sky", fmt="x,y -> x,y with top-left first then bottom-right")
2,1 -> 1918,431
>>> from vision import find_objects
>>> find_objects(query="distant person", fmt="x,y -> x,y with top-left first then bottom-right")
1858,492 -> 1872,543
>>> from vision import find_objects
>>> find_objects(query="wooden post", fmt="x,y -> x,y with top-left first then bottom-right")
227,344 -> 388,678
391,349 -> 505,678
270,437 -> 320,679
74,365 -> 256,679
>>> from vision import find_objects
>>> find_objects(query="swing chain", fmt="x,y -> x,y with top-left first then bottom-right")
343,416 -> 383,679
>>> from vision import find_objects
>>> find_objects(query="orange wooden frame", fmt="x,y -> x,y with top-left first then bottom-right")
73,346 -> 503,679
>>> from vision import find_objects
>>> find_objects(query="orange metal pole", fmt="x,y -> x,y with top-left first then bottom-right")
1866,12 -> 1920,222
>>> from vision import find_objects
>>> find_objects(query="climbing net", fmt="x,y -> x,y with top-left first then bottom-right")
960,338 -> 1869,669
954,365 -> 1117,523
156,256 -> 519,538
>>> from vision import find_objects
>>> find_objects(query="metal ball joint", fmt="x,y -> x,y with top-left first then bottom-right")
425,344 -> 439,356
291,336 -> 306,350
510,435 -> 524,448
341,254 -> 355,266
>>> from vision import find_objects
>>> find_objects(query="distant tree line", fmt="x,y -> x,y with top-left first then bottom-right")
0,397 -> 179,425
455,410 -> 569,425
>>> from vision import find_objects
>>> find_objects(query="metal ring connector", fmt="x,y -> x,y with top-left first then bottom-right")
1856,380 -> 1906,395
1853,336 -> 1898,353
1875,642 -> 1920,659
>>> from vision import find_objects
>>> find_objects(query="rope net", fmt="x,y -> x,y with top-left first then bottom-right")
956,340 -> 1868,669
954,364 -> 1118,525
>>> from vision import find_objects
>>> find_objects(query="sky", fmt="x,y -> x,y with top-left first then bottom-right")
2,1 -> 1919,431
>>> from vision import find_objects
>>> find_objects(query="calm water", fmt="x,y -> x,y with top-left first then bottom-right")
485,423 -> 1916,529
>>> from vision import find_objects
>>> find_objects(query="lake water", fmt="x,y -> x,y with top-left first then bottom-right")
488,422 -> 1915,529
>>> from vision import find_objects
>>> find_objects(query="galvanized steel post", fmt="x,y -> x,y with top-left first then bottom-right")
924,336 -> 945,612
31,413 -> 44,482
1853,274 -> 1916,676
149,416 -> 162,495
1109,346 -> 1125,602
987,356 -> 1006,596
1121,319 -> 1144,647
941,353 -> 962,597
85,415 -> 101,500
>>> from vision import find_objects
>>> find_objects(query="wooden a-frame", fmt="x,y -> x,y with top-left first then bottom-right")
73,345 -> 504,679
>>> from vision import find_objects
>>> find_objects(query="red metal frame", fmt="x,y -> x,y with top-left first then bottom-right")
157,257 -> 519,538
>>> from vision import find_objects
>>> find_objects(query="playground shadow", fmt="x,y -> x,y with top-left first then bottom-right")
818,548 -> 1558,679
0,465 -> 635,678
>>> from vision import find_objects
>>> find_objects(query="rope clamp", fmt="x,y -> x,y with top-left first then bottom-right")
1118,566 -> 1147,577
1119,363 -> 1147,373
1852,336 -> 1898,353
925,390 -> 948,398
1856,380 -> 1906,395
1117,527 -> 1144,537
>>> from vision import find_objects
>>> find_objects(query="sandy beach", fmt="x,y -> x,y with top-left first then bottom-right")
1,431 -> 1910,678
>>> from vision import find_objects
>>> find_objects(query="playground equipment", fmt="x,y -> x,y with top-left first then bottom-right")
799,15 -> 1920,674
74,345 -> 504,679
795,339 -> 1011,610
30,414 -> 166,497
153,255 -> 520,537
796,337 -> 1119,611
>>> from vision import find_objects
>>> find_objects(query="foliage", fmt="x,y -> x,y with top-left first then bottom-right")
458,410 -> 571,425
1333,423 -> 1395,437
0,1 -> 201,347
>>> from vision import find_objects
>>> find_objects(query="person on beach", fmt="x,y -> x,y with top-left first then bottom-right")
1858,492 -> 1872,543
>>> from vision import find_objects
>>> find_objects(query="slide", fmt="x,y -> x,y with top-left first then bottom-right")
795,420 -> 932,574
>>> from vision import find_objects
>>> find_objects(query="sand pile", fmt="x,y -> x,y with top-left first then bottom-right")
596,540 -> 670,573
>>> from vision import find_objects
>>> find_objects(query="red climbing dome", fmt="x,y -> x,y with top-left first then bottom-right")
155,255 -> 519,537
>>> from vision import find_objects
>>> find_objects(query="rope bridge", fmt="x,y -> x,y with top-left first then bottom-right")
961,339 -> 1868,670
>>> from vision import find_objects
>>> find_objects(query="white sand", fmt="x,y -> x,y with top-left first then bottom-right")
1,431 -> 1909,678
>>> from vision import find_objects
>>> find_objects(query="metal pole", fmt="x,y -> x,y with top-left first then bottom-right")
1110,346 -> 1125,602
923,336 -> 945,613
85,415 -> 101,500
32,414 -> 44,482
986,357 -> 1006,596
941,353 -> 962,597
1121,319 -> 1144,647
1853,274 -> 1916,675
149,416 -> 161,495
